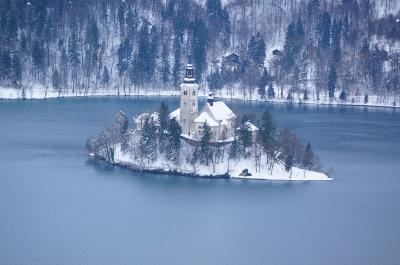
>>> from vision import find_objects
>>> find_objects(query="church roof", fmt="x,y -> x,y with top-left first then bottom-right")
204,101 -> 237,121
194,112 -> 219,127
245,121 -> 259,131
169,108 -> 180,121
237,121 -> 259,132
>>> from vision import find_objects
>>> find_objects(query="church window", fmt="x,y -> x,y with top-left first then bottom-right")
192,91 -> 196,96
183,90 -> 187,95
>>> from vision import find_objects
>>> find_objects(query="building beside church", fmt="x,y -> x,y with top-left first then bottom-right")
170,63 -> 256,142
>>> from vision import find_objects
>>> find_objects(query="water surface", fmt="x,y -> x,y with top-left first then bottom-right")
1,97 -> 399,265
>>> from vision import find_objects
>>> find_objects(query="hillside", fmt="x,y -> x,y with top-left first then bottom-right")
0,0 -> 399,106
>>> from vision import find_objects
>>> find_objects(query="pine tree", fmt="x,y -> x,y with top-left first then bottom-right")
259,110 -> 276,152
331,19 -> 342,64
102,66 -> 110,88
258,68 -> 269,98
248,32 -> 266,66
328,64 -> 337,98
117,37 -> 131,78
11,54 -> 21,87
161,42 -> 170,87
172,38 -> 181,88
32,40 -> 44,69
285,154 -> 294,174
166,118 -> 182,163
268,82 -> 275,99
191,18 -> 208,81
339,90 -> 346,102
52,69 -> 61,95
317,11 -> 331,50
302,143 -> 314,169
364,94 -> 369,104
139,116 -> 158,163
207,70 -> 222,91
200,122 -> 211,165
158,102 -> 169,153
303,89 -> 309,101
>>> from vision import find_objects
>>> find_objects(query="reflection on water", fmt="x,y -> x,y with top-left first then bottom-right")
0,97 -> 399,265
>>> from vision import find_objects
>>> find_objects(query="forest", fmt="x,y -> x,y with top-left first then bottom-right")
0,0 -> 399,105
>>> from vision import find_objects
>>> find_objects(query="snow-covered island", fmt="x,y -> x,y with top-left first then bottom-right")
87,64 -> 331,182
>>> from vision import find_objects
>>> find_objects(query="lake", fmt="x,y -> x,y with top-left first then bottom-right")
0,97 -> 399,265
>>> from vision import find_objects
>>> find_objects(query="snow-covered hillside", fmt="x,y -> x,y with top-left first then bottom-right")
0,0 -> 399,106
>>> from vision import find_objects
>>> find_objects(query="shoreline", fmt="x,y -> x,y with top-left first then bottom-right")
90,149 -> 333,182
1,87 -> 399,110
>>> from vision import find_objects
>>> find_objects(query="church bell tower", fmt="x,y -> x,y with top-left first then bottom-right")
179,63 -> 199,136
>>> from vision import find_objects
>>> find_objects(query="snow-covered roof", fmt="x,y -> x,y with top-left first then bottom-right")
169,108 -> 180,121
220,119 -> 229,126
237,121 -> 259,132
245,121 -> 259,131
204,101 -> 237,121
194,112 -> 219,127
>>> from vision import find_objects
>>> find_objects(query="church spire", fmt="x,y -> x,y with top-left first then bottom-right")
184,59 -> 195,83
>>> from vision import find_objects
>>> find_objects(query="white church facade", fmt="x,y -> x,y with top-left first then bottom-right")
170,63 -> 250,142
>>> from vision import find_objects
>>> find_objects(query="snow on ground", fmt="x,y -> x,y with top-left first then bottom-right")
1,85 -> 398,109
0,86 -> 180,100
113,145 -> 332,182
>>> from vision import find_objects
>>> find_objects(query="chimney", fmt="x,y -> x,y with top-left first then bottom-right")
207,92 -> 214,106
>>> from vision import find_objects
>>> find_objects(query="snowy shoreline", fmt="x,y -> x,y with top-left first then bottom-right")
1,86 -> 399,110
90,146 -> 332,182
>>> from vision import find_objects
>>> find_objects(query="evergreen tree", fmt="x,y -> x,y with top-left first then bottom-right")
126,7 -> 138,38
303,89 -> 309,101
11,54 -> 21,86
139,116 -> 158,163
200,122 -> 211,165
172,38 -> 181,88
68,30 -> 80,68
32,40 -> 44,69
258,68 -> 269,98
158,102 -> 169,153
317,11 -> 331,50
302,143 -> 314,169
259,110 -> 276,152
52,69 -> 60,95
191,18 -> 208,81
161,42 -> 170,87
166,118 -> 182,163
339,90 -> 346,101
207,70 -> 222,91
248,32 -> 266,66
117,37 -> 131,78
102,66 -> 110,88
328,64 -> 337,98
331,19 -> 342,64
364,94 -> 369,104
267,82 -> 275,99
147,26 -> 159,81
285,153 -> 294,173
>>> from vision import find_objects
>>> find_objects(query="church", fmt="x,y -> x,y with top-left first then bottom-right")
169,63 -> 254,142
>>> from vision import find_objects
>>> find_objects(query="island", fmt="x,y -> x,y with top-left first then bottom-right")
87,63 -> 331,181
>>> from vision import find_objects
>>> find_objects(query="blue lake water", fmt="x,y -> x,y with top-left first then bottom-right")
0,97 -> 399,265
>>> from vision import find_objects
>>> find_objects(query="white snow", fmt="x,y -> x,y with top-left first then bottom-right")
169,108 -> 180,121
194,111 -> 219,127
2,85 -> 399,110
245,121 -> 259,132
112,145 -> 332,182
204,101 -> 237,121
